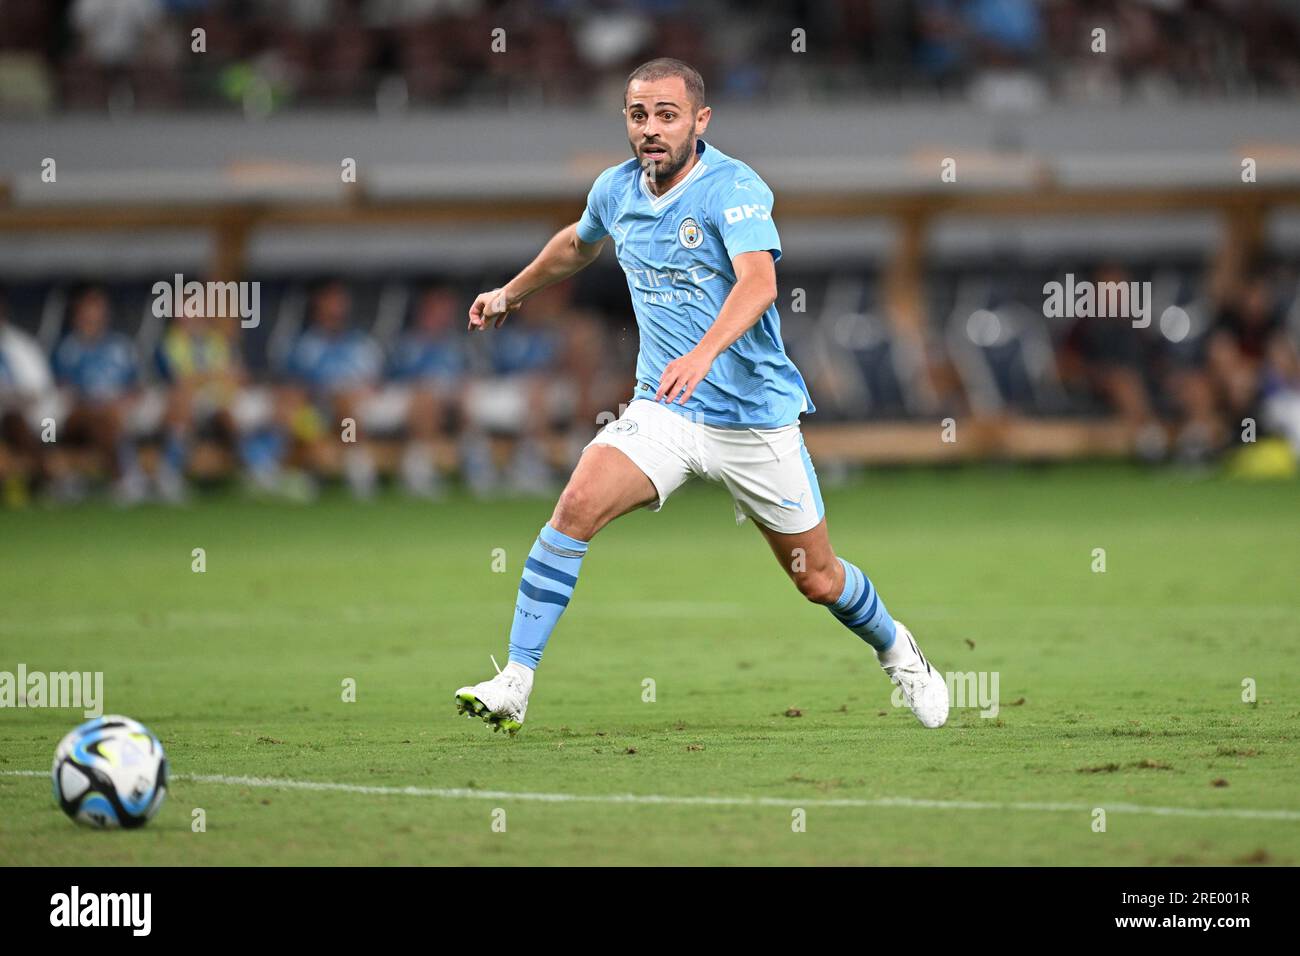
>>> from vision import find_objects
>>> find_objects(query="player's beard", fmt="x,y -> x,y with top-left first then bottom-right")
635,126 -> 695,187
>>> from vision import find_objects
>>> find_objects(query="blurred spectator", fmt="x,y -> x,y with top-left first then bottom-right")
2,0 -> 1296,114
967,0 -> 1041,63
1239,0 -> 1300,91
283,278 -> 386,498
71,0 -> 165,68
1059,264 -> 1228,460
1060,267 -> 1164,442
154,308 -> 248,502
65,0 -> 182,109
2,256 -> 1297,509
0,289 -> 60,503
50,287 -> 148,504
1211,271 -> 1287,416
915,0 -> 968,87
458,282 -> 567,496
388,285 -> 471,497
1210,270 -> 1300,453
556,297 -> 621,466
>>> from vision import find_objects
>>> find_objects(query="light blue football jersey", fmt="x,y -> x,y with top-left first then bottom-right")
576,138 -> 814,428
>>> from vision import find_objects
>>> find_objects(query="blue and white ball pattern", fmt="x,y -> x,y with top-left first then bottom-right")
52,715 -> 168,829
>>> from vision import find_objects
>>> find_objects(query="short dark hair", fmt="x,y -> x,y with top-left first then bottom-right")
625,58 -> 705,111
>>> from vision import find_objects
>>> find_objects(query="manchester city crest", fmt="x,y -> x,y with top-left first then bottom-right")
678,217 -> 703,249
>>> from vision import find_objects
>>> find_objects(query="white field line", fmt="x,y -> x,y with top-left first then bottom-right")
4,769 -> 1299,821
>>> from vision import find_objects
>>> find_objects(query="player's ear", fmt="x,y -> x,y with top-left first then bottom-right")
695,105 -> 711,132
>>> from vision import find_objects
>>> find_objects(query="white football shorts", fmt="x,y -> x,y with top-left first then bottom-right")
584,397 -> 825,535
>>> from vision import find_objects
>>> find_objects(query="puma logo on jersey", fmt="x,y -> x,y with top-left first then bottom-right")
723,203 -> 770,223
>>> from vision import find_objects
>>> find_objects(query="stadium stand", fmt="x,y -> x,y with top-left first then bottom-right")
2,2 -> 1299,503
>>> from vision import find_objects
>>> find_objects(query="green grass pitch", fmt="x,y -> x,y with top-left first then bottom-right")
1,464 -> 1297,865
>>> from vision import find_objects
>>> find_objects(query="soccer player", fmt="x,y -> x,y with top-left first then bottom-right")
455,58 -> 948,734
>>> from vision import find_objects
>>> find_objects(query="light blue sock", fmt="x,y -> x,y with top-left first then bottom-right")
507,524 -> 589,669
829,557 -> 896,651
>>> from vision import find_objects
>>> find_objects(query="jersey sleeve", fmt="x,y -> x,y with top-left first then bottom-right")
575,168 -> 612,244
709,175 -> 782,264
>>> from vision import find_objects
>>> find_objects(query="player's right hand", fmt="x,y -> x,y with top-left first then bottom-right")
468,287 -> 521,331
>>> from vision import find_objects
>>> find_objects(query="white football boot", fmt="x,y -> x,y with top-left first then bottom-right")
455,656 -> 532,735
880,622 -> 949,728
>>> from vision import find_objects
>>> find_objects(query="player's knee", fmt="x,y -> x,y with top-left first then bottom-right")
550,484 -> 600,540
794,570 -> 839,605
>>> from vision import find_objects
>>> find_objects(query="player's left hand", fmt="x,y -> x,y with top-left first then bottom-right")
655,349 -> 713,405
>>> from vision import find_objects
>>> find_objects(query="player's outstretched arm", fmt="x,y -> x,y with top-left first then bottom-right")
467,222 -> 605,330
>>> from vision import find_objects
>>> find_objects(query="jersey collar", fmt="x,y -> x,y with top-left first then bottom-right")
638,138 -> 710,211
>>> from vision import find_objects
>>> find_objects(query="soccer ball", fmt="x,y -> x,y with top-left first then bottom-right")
51,715 -> 168,829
